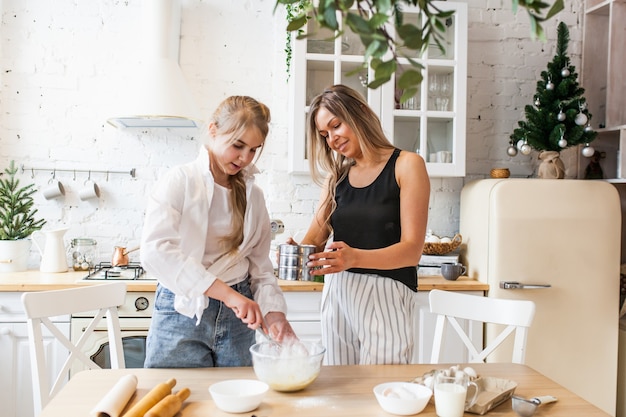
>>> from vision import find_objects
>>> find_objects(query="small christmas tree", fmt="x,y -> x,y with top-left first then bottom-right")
508,22 -> 597,157
0,161 -> 46,240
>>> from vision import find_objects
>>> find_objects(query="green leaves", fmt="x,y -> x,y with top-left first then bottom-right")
277,0 -> 564,98
513,0 -> 565,41
369,58 -> 396,89
0,161 -> 46,240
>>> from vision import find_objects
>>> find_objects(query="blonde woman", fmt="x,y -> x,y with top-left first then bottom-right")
291,85 -> 430,365
141,96 -> 295,368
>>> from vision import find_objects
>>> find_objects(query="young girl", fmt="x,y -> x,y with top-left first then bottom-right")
141,96 -> 295,368
290,85 -> 430,365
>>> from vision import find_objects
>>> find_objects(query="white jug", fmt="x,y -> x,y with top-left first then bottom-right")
32,228 -> 69,273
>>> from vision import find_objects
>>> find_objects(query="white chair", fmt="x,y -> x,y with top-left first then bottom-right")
428,289 -> 535,364
21,282 -> 127,414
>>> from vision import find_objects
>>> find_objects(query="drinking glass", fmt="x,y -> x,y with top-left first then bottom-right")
438,74 -> 452,111
428,74 -> 440,110
434,370 -> 479,417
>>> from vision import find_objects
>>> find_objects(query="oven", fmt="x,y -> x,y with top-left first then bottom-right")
70,263 -> 156,376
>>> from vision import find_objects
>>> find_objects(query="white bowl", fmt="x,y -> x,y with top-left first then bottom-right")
208,379 -> 268,413
373,382 -> 433,415
249,341 -> 325,392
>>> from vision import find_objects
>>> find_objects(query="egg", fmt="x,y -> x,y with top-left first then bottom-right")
463,367 -> 478,379
425,235 -> 440,243
439,237 -> 452,244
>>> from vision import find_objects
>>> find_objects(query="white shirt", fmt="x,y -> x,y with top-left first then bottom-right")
140,146 -> 287,324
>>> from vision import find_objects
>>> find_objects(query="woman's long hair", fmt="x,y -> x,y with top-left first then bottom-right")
307,84 -> 394,233
210,96 -> 271,253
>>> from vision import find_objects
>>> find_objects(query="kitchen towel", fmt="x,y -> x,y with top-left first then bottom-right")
90,374 -> 138,417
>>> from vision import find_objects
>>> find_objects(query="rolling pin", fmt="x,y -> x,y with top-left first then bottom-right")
144,387 -> 191,417
121,378 -> 176,417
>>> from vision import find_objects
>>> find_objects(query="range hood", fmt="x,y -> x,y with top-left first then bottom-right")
107,0 -> 202,129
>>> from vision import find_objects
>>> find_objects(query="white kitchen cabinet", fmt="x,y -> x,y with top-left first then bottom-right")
0,292 -> 69,417
288,1 -> 467,177
283,291 -> 323,343
381,2 -> 467,177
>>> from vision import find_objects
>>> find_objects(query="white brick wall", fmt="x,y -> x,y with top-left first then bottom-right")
0,0 -> 584,268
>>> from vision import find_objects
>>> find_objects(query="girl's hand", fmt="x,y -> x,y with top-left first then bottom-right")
306,241 -> 354,275
207,280 -> 264,329
264,311 -> 298,342
225,292 -> 264,329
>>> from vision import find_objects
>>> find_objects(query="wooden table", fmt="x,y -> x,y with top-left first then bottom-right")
39,363 -> 609,416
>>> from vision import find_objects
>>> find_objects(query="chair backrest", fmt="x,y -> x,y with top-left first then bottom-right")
21,282 -> 127,414
428,289 -> 535,364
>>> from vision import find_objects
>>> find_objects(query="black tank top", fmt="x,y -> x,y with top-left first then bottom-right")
330,148 -> 417,291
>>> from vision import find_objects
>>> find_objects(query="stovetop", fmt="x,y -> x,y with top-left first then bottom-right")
83,262 -> 155,280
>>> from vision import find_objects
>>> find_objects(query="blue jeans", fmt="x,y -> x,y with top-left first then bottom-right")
144,280 -> 255,368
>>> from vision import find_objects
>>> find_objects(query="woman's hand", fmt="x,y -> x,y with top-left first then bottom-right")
306,241 -> 355,275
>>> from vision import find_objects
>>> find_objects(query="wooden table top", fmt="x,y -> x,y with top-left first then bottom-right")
39,363 -> 609,417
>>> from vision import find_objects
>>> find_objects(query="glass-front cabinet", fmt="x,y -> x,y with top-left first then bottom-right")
288,1 -> 467,177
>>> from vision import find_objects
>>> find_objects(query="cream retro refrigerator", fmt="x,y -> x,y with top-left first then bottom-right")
460,179 -> 621,416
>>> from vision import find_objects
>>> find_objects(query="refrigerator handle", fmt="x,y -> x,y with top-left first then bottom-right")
499,281 -> 552,289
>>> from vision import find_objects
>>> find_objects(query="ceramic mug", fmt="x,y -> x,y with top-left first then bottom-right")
434,371 -> 479,417
42,179 -> 65,200
79,180 -> 101,201
441,262 -> 466,281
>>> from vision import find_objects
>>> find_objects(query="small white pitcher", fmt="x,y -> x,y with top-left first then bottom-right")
32,228 -> 69,273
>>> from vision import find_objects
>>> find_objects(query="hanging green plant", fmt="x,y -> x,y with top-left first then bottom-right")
284,0 -> 311,82
276,0 -> 564,95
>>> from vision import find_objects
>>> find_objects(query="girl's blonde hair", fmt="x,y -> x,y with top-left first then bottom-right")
307,84 -> 394,233
211,95 -> 271,253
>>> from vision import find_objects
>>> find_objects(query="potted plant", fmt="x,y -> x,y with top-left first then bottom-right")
0,160 -> 46,272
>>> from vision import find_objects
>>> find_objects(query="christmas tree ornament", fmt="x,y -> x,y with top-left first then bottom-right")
534,97 -> 541,107
517,139 -> 525,150
558,137 -> 568,148
546,78 -> 555,90
575,112 -> 588,126
561,67 -> 570,77
520,142 -> 532,155
557,110 -> 566,121
507,144 -> 518,157
584,123 -> 593,133
582,143 -> 595,157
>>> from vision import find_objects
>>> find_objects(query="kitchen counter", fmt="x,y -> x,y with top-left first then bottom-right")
0,270 -> 488,292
